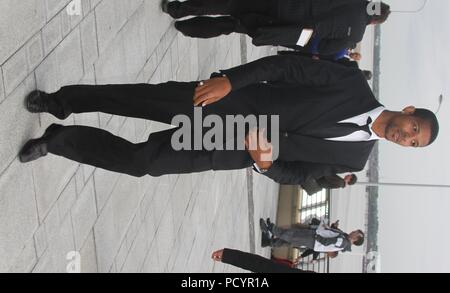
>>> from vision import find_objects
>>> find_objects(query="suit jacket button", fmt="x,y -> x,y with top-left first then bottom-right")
284,132 -> 289,138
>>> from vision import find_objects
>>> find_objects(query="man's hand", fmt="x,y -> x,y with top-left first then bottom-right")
245,129 -> 273,170
211,249 -> 224,262
331,220 -> 340,229
193,77 -> 232,107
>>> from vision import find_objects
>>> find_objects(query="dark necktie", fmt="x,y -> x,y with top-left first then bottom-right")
311,117 -> 373,139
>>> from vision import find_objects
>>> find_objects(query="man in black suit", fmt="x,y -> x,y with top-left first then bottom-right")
302,174 -> 357,195
19,55 -> 439,184
317,174 -> 357,189
211,248 -> 314,273
162,0 -> 391,55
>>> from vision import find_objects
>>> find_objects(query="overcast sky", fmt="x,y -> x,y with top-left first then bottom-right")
378,0 -> 450,273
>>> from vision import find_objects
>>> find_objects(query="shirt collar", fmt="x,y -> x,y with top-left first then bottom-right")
368,106 -> 386,140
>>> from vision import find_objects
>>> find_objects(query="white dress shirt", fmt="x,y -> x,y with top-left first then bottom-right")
253,107 -> 386,173
326,106 -> 385,142
314,220 -> 347,253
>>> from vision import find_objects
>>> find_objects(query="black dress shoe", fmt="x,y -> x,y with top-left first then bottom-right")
161,0 -> 170,13
161,0 -> 183,19
25,90 -> 50,113
260,218 -> 269,234
19,124 -> 63,163
266,218 -> 275,232
19,138 -> 48,163
261,232 -> 272,248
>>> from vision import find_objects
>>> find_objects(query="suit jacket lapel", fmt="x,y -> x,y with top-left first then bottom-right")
278,134 -> 376,170
299,91 -> 382,131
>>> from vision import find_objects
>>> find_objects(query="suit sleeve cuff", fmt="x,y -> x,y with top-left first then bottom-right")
253,163 -> 262,173
219,69 -> 251,91
221,248 -> 240,265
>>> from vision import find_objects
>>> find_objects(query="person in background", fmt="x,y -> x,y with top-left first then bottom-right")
362,70 -> 373,81
211,248 -> 315,273
261,218 -> 365,255
163,0 -> 391,55
301,174 -> 358,196
267,217 -> 340,265
349,52 -> 362,61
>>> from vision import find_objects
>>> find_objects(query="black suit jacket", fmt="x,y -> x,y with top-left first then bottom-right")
278,51 -> 360,68
250,0 -> 370,55
334,57 -> 359,68
301,175 -> 345,195
219,55 -> 382,185
317,175 -> 346,189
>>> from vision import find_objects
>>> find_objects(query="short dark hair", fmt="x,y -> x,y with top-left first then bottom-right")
354,230 -> 365,246
369,2 -> 391,24
362,70 -> 373,80
348,174 -> 358,185
414,108 -> 440,145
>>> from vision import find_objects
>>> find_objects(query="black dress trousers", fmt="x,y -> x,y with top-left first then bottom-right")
170,0 -> 278,39
44,82 -> 257,177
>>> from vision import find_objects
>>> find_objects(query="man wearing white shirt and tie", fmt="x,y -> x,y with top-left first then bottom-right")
20,55 -> 439,184
325,106 -> 385,142
261,218 -> 364,253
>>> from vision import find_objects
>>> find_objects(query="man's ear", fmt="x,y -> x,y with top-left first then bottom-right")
402,106 -> 416,115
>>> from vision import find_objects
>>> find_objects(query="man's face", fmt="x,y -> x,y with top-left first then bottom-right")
384,111 -> 432,148
350,53 -> 361,61
349,231 -> 362,242
344,175 -> 353,184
